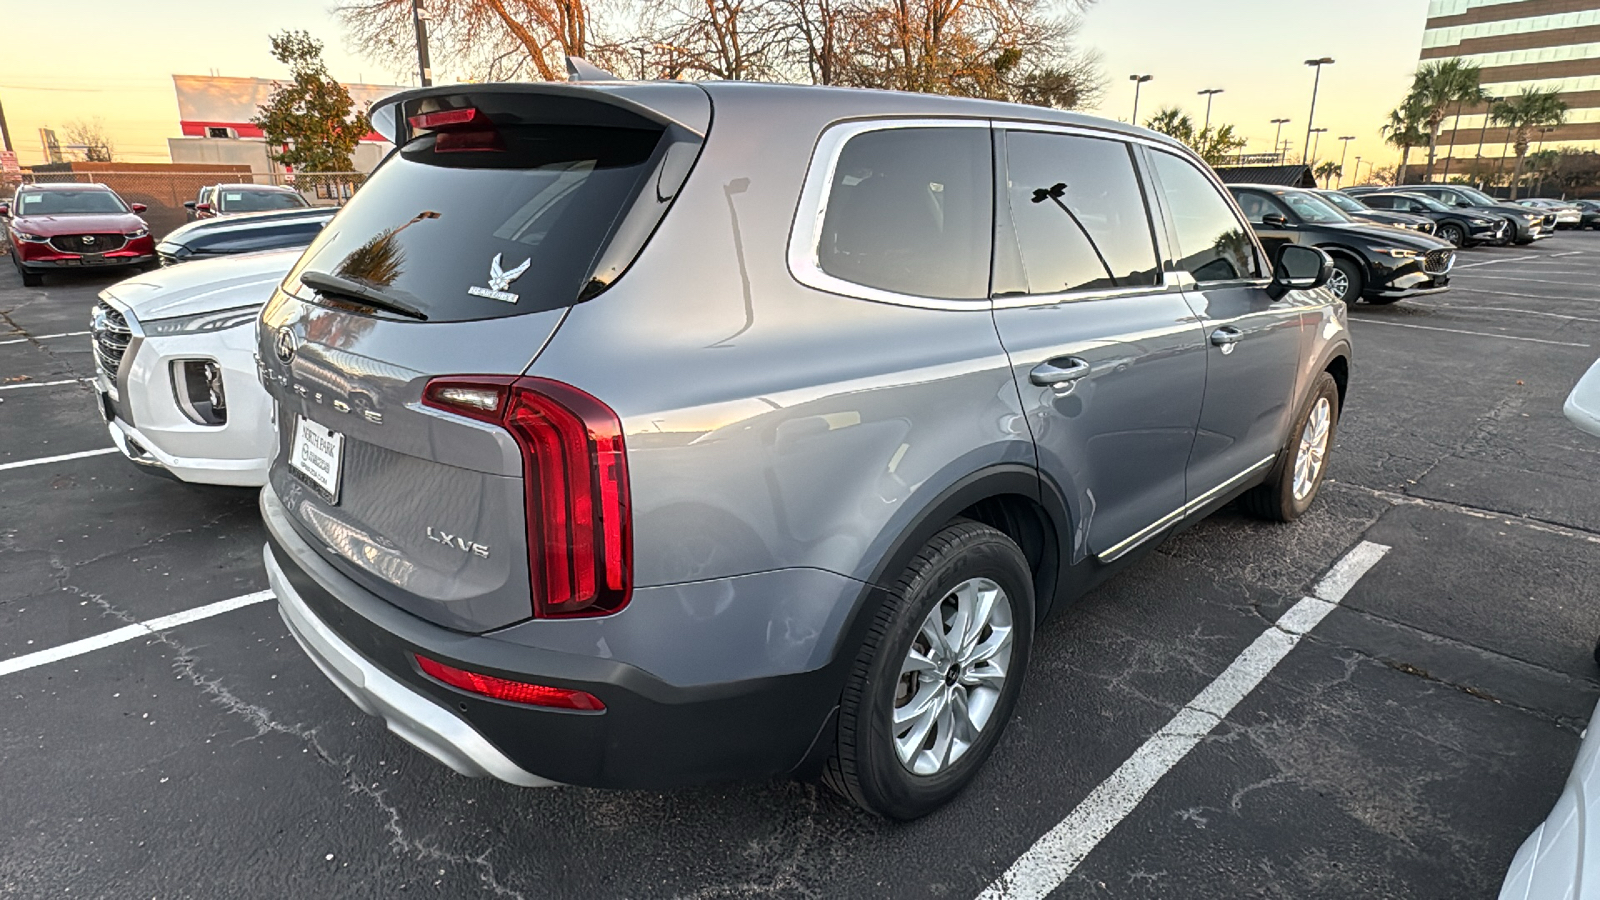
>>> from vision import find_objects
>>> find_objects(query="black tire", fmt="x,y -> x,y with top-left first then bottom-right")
1593,635 -> 1600,668
1240,371 -> 1341,523
13,252 -> 42,287
823,520 -> 1035,820
1328,257 -> 1364,304
1437,222 -> 1467,246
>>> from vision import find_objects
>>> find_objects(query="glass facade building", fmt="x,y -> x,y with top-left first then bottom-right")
1423,0 -> 1600,169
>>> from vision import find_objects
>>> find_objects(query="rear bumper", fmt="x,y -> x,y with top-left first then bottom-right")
261,486 -> 859,789
1498,698 -> 1600,899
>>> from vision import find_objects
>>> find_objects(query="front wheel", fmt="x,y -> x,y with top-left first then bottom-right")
1241,371 -> 1340,522
1326,258 -> 1363,304
823,520 -> 1035,820
1437,222 -> 1466,246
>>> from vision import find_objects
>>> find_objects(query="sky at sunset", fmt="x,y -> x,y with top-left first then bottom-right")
1,0 -> 1433,177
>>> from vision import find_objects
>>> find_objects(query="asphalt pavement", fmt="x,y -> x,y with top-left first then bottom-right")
2,235 -> 1598,899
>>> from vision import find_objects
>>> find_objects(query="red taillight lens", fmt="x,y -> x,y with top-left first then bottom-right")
423,376 -> 632,619
407,107 -> 504,153
415,654 -> 605,710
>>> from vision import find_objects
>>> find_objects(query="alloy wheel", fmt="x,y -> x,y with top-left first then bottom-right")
1326,269 -> 1350,301
893,577 -> 1014,776
1293,397 -> 1332,501
1440,224 -> 1465,246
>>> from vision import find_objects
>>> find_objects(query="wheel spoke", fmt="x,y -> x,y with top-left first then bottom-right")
960,662 -> 1008,691
962,624 -> 1012,667
895,689 -> 942,765
894,679 -> 944,727
927,689 -> 956,770
918,608 -> 953,662
900,646 -> 940,678
959,584 -> 999,657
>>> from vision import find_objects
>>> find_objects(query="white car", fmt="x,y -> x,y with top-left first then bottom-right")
1498,360 -> 1600,898
1520,199 -> 1583,229
91,249 -> 297,486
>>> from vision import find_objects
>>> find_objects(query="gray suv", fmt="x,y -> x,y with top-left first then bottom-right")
257,80 -> 1350,820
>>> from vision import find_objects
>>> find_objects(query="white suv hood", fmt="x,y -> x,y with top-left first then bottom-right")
102,248 -> 300,321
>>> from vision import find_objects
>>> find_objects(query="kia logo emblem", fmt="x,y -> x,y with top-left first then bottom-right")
274,327 -> 298,364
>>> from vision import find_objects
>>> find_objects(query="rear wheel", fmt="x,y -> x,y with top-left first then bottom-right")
1437,222 -> 1466,246
823,520 -> 1034,820
1241,371 -> 1340,522
1326,257 -> 1363,304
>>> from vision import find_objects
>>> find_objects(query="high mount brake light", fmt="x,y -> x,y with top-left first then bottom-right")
415,655 -> 605,710
408,108 -> 480,130
423,376 -> 632,618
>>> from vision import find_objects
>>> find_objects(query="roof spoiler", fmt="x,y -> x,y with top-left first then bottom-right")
367,80 -> 704,146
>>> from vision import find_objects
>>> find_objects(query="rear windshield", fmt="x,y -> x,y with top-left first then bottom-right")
288,122 -> 664,322
16,190 -> 127,215
220,190 -> 308,212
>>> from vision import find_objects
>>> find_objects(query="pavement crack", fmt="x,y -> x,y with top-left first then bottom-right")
1328,480 -> 1600,543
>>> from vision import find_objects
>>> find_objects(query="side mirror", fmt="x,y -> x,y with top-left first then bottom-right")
183,201 -> 197,210
1456,201 -> 1472,208
1261,213 -> 1290,228
1268,244 -> 1333,300
130,203 -> 147,214
0,202 -> 9,218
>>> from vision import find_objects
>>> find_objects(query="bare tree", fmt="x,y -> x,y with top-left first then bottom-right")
63,118 -> 114,162
338,0 -> 593,82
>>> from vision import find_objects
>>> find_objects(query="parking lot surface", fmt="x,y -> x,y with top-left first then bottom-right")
3,238 -> 1598,899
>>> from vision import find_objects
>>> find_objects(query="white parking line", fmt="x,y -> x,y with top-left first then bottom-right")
0,591 -> 274,679
1454,255 -> 1538,269
1409,302 -> 1600,324
1349,317 -> 1590,347
1453,274 -> 1597,288
0,330 -> 90,346
0,447 -> 119,472
0,377 -> 91,392
975,541 -> 1390,900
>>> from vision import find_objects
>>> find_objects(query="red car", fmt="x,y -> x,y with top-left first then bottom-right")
3,184 -> 156,286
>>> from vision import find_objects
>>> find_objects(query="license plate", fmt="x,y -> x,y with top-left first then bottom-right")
81,254 -> 106,265
289,415 -> 344,502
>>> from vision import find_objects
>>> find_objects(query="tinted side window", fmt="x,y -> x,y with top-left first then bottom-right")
1000,131 -> 1159,295
1232,189 -> 1287,225
819,127 -> 991,300
1363,195 -> 1394,210
1149,151 -> 1259,283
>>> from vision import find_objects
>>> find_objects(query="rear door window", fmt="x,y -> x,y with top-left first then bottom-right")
288,120 -> 668,321
997,130 -> 1160,295
1148,151 -> 1261,283
816,126 -> 992,300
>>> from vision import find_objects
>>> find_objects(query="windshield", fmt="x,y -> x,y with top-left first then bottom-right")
1400,193 -> 1452,213
220,190 -> 309,213
15,190 -> 128,216
1320,192 -> 1367,213
1455,186 -> 1499,205
1282,192 -> 1350,224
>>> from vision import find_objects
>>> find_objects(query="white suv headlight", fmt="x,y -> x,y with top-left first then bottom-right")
142,305 -> 260,336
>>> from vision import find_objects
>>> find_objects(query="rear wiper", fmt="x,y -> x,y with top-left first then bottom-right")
299,270 -> 428,321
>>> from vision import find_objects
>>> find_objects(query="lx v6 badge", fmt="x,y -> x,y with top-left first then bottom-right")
467,253 -> 531,304
426,526 -> 491,558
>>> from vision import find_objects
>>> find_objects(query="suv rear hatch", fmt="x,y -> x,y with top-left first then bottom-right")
258,83 -> 709,633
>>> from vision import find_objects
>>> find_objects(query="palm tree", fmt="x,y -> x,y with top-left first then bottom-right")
1314,161 -> 1342,188
1144,106 -> 1195,144
1382,99 -> 1429,186
1492,87 -> 1569,199
1408,59 -> 1486,182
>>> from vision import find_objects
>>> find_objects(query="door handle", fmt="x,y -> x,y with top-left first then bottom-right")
1210,327 -> 1244,346
1030,358 -> 1091,387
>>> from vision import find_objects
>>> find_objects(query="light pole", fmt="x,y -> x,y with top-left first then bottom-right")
1308,127 -> 1329,166
1303,57 -> 1335,164
1336,136 -> 1355,186
410,0 -> 433,86
1271,118 -> 1291,163
1353,156 -> 1362,185
1198,88 -> 1224,132
1130,74 -> 1153,125
1475,96 -> 1496,189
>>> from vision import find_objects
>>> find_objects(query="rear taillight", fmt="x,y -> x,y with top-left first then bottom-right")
423,376 -> 632,618
407,106 -> 504,153
415,654 -> 605,710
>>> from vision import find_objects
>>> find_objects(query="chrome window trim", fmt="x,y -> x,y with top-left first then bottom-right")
1096,454 -> 1276,563
787,117 -> 995,312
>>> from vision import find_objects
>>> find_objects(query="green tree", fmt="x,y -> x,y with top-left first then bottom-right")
1314,160 -> 1342,188
1381,98 -> 1429,186
1407,59 -> 1486,182
1143,106 -> 1246,166
251,31 -> 370,187
1491,87 -> 1569,199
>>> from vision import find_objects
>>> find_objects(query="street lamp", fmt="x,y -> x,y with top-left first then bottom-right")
411,0 -> 433,86
1130,74 -> 1153,125
1308,127 -> 1329,166
1303,57 -> 1335,164
1336,136 -> 1355,186
1198,88 -> 1224,132
1270,118 -> 1291,163
1353,156 -> 1363,186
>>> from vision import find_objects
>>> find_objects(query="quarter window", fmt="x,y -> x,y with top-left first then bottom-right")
817,127 -> 992,300
1149,151 -> 1260,283
999,131 -> 1159,295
